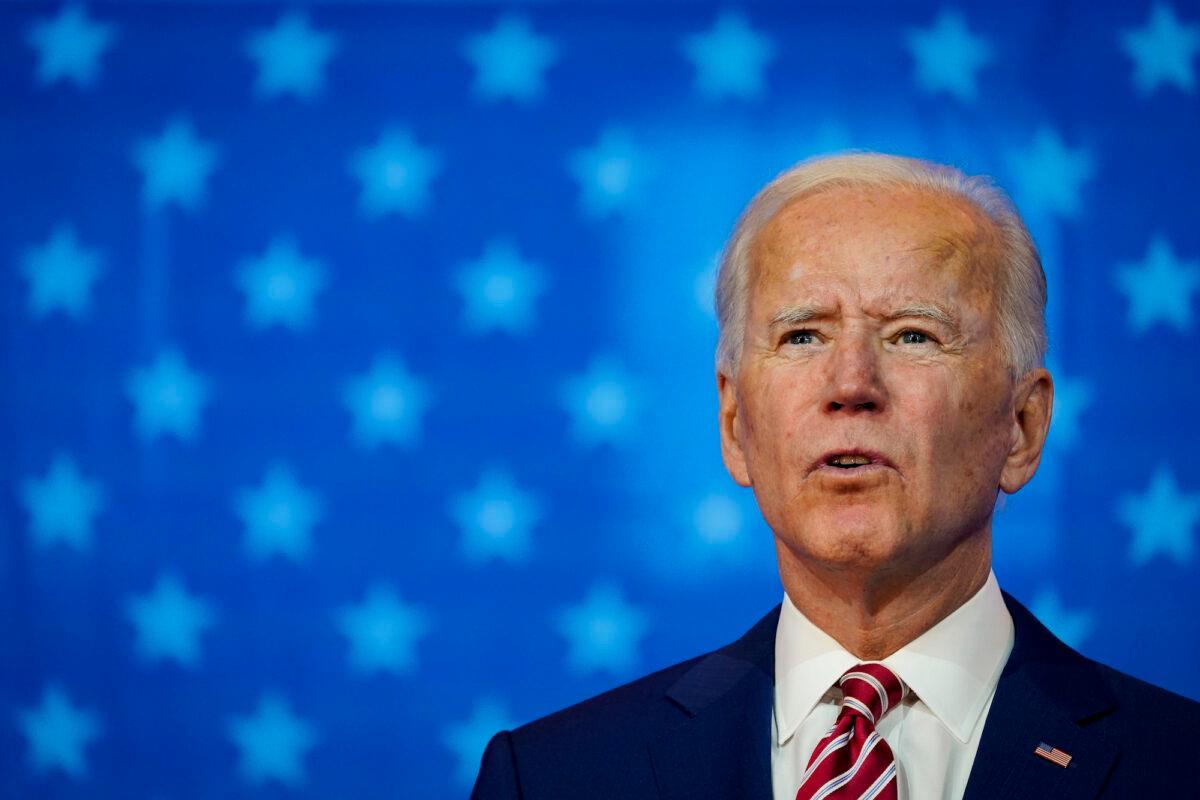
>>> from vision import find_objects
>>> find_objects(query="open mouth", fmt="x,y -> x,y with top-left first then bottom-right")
812,450 -> 893,474
826,455 -> 874,469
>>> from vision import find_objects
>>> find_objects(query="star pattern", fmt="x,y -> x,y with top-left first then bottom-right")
560,356 -> 639,447
1114,236 -> 1199,333
1005,128 -> 1093,220
19,225 -> 104,320
227,694 -> 318,788
1119,3 -> 1200,95
905,9 -> 993,102
234,465 -> 323,562
455,240 -> 546,334
20,454 -> 105,550
349,128 -> 441,218
342,355 -> 431,448
17,685 -> 102,779
236,236 -> 327,330
681,12 -> 775,101
1119,466 -> 1200,567
336,585 -> 431,675
463,14 -> 559,103
568,127 -> 642,218
443,698 -> 518,786
555,582 -> 649,676
6,6 -> 1200,796
126,350 -> 210,442
693,491 -> 742,544
132,118 -> 219,211
451,468 -> 543,563
26,3 -> 116,89
245,11 -> 338,100
126,574 -> 216,667
1046,374 -> 1093,451
1030,589 -> 1096,649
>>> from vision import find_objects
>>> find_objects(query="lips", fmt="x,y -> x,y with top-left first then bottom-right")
810,449 -> 896,474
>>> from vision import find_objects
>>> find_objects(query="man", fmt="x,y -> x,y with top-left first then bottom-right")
471,153 -> 1200,799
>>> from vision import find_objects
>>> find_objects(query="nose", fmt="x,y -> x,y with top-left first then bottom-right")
822,332 -> 887,414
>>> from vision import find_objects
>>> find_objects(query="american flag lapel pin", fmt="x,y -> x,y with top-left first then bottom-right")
1034,742 -> 1072,768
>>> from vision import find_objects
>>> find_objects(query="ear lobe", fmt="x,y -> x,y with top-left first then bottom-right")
717,370 -> 752,487
999,368 -> 1054,494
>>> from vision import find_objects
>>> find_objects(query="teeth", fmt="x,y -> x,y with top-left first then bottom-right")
830,454 -> 871,466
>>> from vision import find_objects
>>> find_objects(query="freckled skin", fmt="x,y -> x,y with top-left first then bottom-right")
717,184 -> 1054,658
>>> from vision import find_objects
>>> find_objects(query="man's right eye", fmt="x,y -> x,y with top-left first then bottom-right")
786,330 -> 816,346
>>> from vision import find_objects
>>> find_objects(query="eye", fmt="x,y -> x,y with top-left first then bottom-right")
785,329 -> 817,346
897,329 -> 932,345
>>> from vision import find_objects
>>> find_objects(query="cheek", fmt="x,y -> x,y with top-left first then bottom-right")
744,372 -> 814,464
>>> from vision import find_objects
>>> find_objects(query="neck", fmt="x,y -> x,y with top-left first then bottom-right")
775,530 -> 992,661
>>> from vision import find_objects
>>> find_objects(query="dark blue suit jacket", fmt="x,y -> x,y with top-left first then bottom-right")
471,591 -> 1200,798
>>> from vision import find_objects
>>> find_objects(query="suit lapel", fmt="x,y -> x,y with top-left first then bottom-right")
649,607 -> 779,800
962,592 -> 1119,800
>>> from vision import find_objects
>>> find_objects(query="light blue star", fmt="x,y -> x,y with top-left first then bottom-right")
126,574 -> 216,667
455,240 -> 546,334
20,454 -> 104,551
1005,128 -> 1093,220
234,465 -> 322,562
17,684 -> 102,779
905,9 -> 993,102
1030,589 -> 1095,649
342,355 -> 431,448
1119,3 -> 1200,95
26,3 -> 116,89
132,118 -> 219,211
227,694 -> 318,789
555,582 -> 649,676
442,698 -> 518,786
450,468 -> 543,564
1046,374 -> 1093,451
19,225 -> 103,320
680,11 -> 775,101
1114,236 -> 1199,333
245,11 -> 338,100
336,585 -> 431,676
1119,465 -> 1200,566
462,14 -> 559,103
560,356 -> 639,447
693,492 -> 743,545
349,128 -> 441,218
568,127 -> 642,218
236,237 -> 326,331
125,350 -> 210,442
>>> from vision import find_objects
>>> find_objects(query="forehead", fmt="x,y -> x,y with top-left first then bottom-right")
748,183 -> 1000,306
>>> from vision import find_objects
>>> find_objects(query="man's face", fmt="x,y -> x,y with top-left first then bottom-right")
719,184 -> 1026,577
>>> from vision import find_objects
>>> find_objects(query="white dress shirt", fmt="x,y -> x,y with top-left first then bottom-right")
771,570 -> 1014,800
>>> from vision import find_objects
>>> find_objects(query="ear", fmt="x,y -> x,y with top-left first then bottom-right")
999,367 -> 1054,494
717,369 -> 752,487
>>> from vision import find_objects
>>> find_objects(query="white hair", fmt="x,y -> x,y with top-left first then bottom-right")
714,152 -> 1047,381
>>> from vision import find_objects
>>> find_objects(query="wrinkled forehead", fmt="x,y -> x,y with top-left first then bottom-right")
748,183 -> 1003,300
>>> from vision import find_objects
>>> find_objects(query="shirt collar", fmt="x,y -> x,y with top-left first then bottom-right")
773,569 -> 1014,746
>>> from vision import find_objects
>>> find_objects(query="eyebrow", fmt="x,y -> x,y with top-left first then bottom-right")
769,302 -> 962,332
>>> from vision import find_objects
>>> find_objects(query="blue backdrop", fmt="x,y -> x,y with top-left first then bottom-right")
3,1 -> 1199,797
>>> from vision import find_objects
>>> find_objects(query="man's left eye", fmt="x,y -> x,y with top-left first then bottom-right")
899,330 -> 930,345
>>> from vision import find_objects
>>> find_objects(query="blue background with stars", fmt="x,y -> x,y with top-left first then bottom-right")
3,1 -> 1200,797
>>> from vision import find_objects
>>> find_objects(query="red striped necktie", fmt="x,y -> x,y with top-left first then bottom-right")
794,662 -> 908,800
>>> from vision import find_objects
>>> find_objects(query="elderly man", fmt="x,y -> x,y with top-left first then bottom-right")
471,153 -> 1200,799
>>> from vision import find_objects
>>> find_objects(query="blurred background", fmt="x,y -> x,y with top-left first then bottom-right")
3,0 -> 1199,797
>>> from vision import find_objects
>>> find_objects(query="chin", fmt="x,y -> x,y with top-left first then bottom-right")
783,504 -> 908,569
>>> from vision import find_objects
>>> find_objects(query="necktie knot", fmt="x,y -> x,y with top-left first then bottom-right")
794,662 -> 907,800
836,662 -> 906,727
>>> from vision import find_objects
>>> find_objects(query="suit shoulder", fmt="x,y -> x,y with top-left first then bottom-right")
1088,658 -> 1200,727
